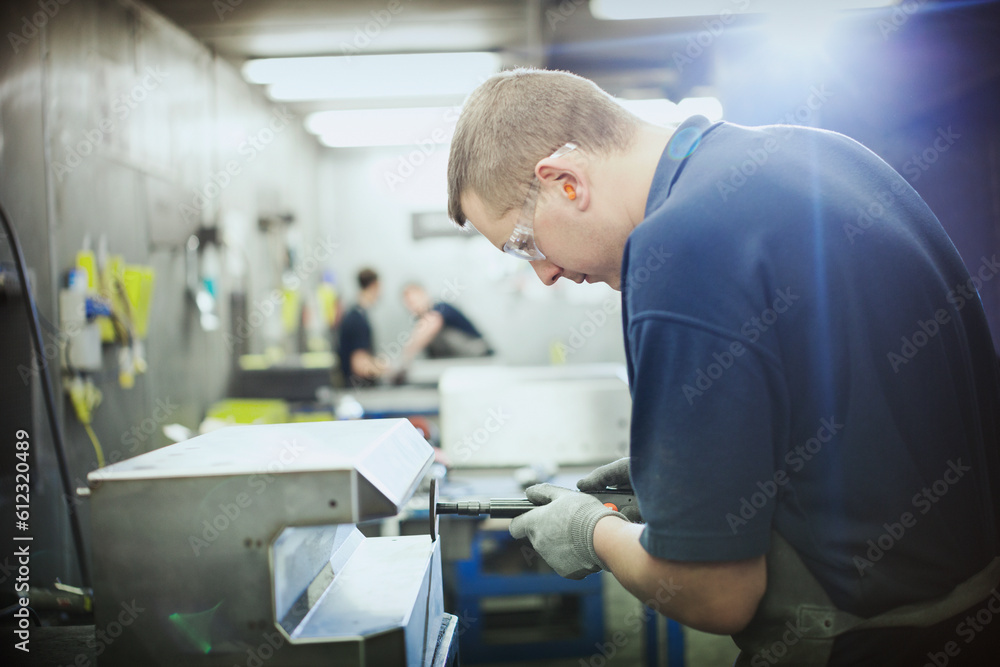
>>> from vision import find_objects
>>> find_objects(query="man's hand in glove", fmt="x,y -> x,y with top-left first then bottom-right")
577,457 -> 631,491
577,458 -> 642,523
509,484 -> 627,580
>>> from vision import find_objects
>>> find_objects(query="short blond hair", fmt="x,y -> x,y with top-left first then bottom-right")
447,68 -> 641,227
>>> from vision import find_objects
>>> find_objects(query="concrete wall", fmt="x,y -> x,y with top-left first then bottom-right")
0,0 -> 321,587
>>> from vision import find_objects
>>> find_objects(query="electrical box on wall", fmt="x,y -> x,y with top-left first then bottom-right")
59,288 -> 103,372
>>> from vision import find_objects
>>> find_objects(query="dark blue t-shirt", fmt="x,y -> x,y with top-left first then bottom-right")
432,302 -> 484,339
622,115 -> 1000,618
337,304 -> 373,386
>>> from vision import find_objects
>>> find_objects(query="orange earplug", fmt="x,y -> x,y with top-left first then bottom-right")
564,184 -> 576,200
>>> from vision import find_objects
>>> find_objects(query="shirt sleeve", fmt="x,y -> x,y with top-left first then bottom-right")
627,312 -> 787,562
433,303 -> 482,338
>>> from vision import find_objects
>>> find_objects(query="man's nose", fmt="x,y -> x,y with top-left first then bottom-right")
530,259 -> 564,286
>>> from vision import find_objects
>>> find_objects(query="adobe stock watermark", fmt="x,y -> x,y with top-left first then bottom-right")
225,235 -> 339,352
878,0 -> 929,40
554,299 -> 620,359
238,627 -> 286,667
121,397 -> 179,452
559,245 -> 671,357
844,126 -> 960,244
726,417 -> 843,534
947,254 -> 1000,311
180,107 -> 295,223
682,288 -> 799,405
450,406 -> 511,463
716,84 -> 834,202
621,245 -> 672,300
60,397 -> 179,513
747,618 -> 810,667
51,67 -> 169,181
453,608 -> 479,637
368,277 -> 467,374
383,106 -> 461,192
546,0 -> 585,31
922,588 -> 1000,667
17,321 -> 82,385
887,254 -> 998,373
339,0 -> 414,59
213,0 -> 241,21
852,458 -> 971,576
671,0 -> 752,72
188,439 -> 306,556
7,0 -> 70,54
0,555 -> 16,586
52,599 -> 145,666
578,578 -> 683,667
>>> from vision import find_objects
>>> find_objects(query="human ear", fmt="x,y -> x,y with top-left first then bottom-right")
537,161 -> 589,210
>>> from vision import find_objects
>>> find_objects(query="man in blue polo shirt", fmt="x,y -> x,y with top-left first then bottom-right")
337,267 -> 384,388
446,68 -> 1000,665
400,283 -> 492,362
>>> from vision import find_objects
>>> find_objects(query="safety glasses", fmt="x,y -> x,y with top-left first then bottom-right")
502,142 -> 578,260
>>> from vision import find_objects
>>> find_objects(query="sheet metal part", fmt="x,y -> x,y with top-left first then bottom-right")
87,419 -> 444,666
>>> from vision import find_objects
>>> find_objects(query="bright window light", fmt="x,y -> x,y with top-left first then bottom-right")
591,0 -> 898,20
677,97 -> 724,121
619,97 -> 724,124
759,14 -> 838,62
619,99 -> 680,125
306,107 -> 459,148
242,52 -> 501,102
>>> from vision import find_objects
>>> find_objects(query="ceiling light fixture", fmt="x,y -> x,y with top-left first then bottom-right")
242,52 -> 501,102
590,0 -> 899,20
306,106 -> 459,148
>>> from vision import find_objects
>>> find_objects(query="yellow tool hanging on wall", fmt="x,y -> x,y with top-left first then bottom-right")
71,249 -> 156,388
94,255 -> 155,344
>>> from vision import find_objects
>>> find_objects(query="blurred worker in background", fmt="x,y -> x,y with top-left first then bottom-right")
446,68 -> 1000,665
336,267 -> 384,388
397,283 -> 492,370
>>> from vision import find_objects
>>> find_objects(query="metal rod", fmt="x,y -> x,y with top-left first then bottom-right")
436,498 -> 536,519
436,488 -> 641,522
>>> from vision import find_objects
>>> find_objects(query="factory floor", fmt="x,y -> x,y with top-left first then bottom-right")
474,573 -> 740,667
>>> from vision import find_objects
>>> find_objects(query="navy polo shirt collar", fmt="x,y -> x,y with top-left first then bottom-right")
644,114 -> 720,217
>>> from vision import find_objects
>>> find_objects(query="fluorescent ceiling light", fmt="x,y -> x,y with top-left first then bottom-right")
306,107 -> 458,148
591,0 -> 898,20
619,97 -> 723,124
239,26 -> 504,58
242,52 -> 501,102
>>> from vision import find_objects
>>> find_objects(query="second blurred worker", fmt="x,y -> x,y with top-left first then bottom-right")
399,283 -> 492,365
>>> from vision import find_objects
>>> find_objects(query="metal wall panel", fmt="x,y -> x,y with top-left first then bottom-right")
0,0 -> 75,594
0,0 -> 322,589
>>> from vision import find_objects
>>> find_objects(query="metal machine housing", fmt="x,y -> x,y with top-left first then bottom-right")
87,419 -> 444,666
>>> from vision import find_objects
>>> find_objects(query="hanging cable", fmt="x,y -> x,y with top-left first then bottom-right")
0,200 -> 91,587
83,424 -> 105,469
66,374 -> 105,468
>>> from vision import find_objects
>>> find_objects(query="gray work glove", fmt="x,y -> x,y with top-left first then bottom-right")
577,457 -> 631,491
509,483 -> 627,580
577,458 -> 642,523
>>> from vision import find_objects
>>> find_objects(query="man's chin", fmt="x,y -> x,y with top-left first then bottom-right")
585,274 -> 621,291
